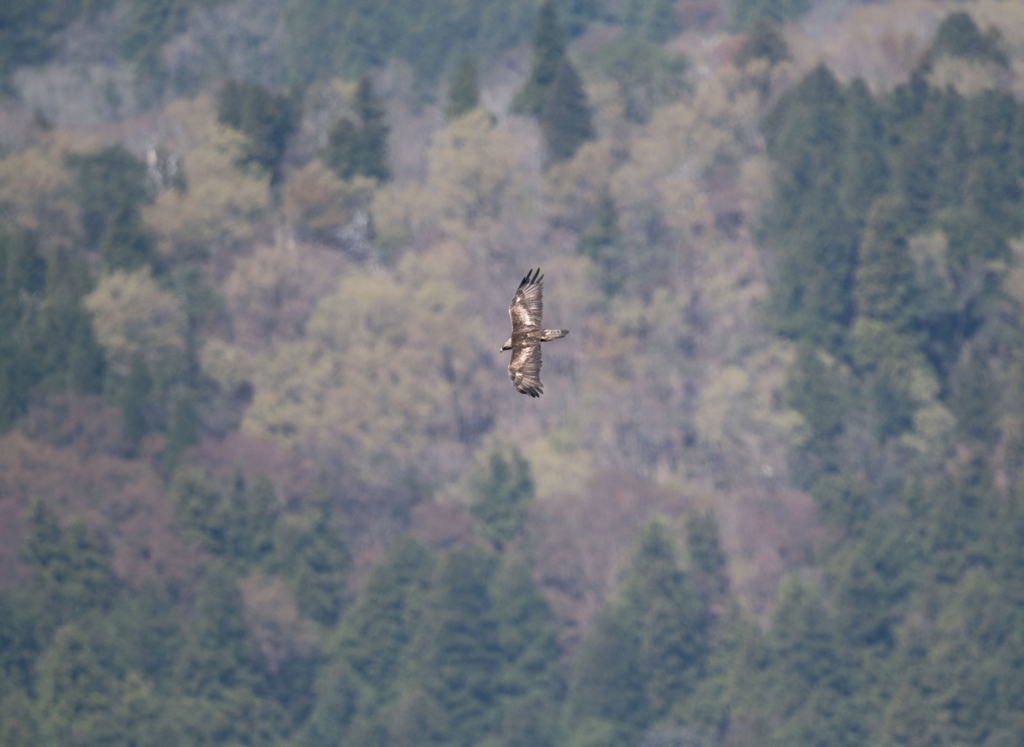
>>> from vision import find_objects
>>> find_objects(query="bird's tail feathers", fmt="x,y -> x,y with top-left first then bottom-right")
541,329 -> 569,341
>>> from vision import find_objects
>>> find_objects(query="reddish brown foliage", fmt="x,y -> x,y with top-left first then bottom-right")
0,432 -> 198,590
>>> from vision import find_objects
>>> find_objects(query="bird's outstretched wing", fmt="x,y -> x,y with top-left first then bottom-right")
509,268 -> 543,331
509,342 -> 543,397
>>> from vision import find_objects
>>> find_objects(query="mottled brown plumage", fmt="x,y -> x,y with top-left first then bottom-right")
499,268 -> 568,397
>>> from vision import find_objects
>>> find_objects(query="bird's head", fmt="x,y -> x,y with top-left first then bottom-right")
499,337 -> 512,352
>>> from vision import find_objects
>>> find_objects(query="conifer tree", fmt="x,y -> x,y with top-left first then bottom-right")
624,519 -> 709,719
121,354 -> 152,457
838,79 -> 888,224
66,146 -> 151,249
564,606 -> 646,741
490,555 -> 560,700
471,449 -> 535,550
580,185 -> 624,297
34,624 -> 120,746
22,501 -> 118,628
172,563 -> 261,697
541,57 -> 593,165
0,690 -> 39,747
446,57 -> 480,121
685,510 -> 729,598
100,201 -> 155,271
735,17 -> 791,67
414,546 -> 501,746
217,80 -> 302,178
623,0 -> 678,44
274,493 -> 350,625
162,394 -> 199,478
511,0 -> 566,116
324,76 -> 391,182
355,75 -> 391,181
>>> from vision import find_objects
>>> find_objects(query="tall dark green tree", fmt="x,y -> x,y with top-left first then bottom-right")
446,57 -> 480,121
22,500 -> 118,630
540,57 -> 593,165
511,0 -> 566,116
217,80 -> 301,179
162,394 -> 199,477
622,0 -> 678,44
413,546 -> 502,747
324,75 -> 391,181
471,449 -> 535,550
490,555 -> 560,701
0,227 -> 46,431
580,185 -> 624,297
273,493 -> 351,625
66,146 -> 152,250
121,354 -> 153,457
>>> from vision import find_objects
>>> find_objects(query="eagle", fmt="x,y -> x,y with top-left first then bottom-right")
500,268 -> 568,397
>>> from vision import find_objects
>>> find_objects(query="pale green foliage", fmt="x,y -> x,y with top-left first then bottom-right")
83,269 -> 187,386
373,108 -> 533,244
143,95 -> 270,261
243,253 -> 491,482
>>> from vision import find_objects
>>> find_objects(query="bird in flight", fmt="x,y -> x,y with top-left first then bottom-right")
500,268 -> 568,397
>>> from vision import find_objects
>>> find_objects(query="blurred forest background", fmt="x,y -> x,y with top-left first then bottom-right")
1,0 -> 1024,745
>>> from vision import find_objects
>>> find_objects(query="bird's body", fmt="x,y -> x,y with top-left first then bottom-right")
500,268 -> 568,397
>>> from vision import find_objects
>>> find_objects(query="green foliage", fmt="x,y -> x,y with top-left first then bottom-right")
446,57 -> 480,122
121,354 -> 153,457
471,449 -> 535,550
172,563 -> 262,697
735,18 -> 791,68
730,0 -> 810,32
490,555 -> 560,701
541,57 -> 594,165
34,623 -> 121,746
0,226 -> 46,431
163,394 -> 199,477
413,546 -> 502,746
0,0 -> 86,93
273,495 -> 350,625
583,39 -> 689,124
23,500 -> 118,629
511,0 -> 567,116
580,185 -> 624,297
286,0 -> 596,87
622,0 -> 678,44
66,146 -> 153,250
685,510 -> 729,598
928,11 -> 1008,67
217,81 -> 301,179
323,76 -> 391,182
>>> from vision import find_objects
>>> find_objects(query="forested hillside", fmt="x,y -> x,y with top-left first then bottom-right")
1,1 -> 1024,746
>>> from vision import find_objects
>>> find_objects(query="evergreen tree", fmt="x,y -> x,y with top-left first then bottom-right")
163,393 -> 199,478
446,57 -> 480,121
735,17 -> 791,67
541,57 -> 594,165
490,555 -> 560,701
471,449 -> 535,550
324,116 -> 361,180
355,75 -> 391,181
170,469 -> 231,556
760,64 -> 855,352
511,0 -> 566,116
66,146 -> 152,249
0,690 -> 39,747
623,519 -> 709,720
274,494 -> 350,625
99,201 -> 155,271
622,0 -> 678,44
172,563 -> 262,697
22,501 -> 118,629
108,580 -> 183,682
217,80 -> 301,178
121,353 -> 153,458
838,79 -> 888,224
580,185 -> 624,297
324,76 -> 391,182
414,546 -> 502,746
0,227 -> 46,431
34,624 -> 121,746
563,606 -> 646,741
928,11 -> 1008,67
685,510 -> 729,598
